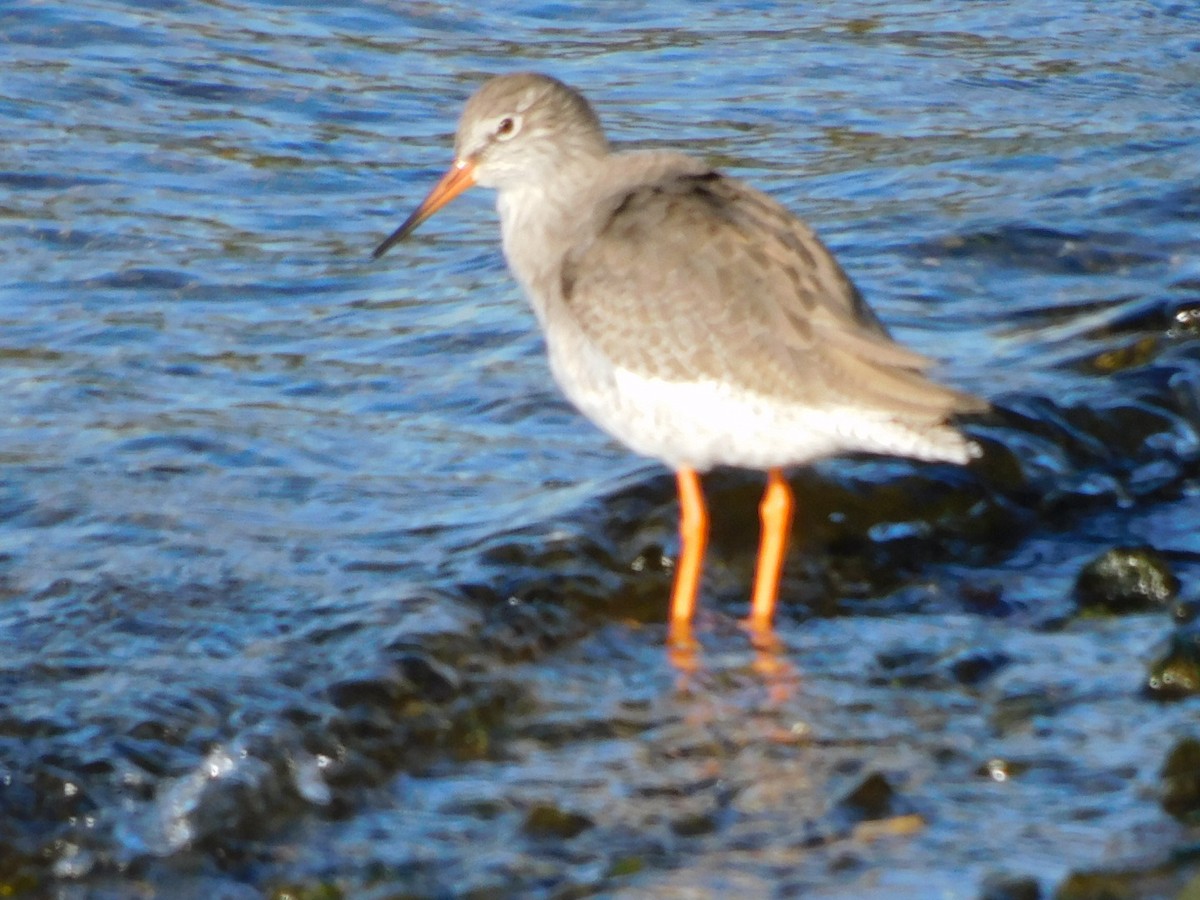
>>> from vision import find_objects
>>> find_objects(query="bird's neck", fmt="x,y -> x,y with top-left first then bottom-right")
495,164 -> 598,320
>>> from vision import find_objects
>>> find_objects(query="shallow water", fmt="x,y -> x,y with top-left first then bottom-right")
3,1 -> 1200,896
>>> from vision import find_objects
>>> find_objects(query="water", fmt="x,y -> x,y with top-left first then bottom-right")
3,1 -> 1200,896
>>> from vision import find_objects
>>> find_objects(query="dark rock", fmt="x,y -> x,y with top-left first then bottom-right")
268,881 -> 343,900
328,654 -> 459,710
522,802 -> 593,839
480,595 -> 576,662
1053,871 -> 1138,899
392,652 -> 461,703
961,583 -> 1016,618
670,810 -> 718,837
980,871 -> 1041,900
1075,546 -> 1179,614
829,851 -> 863,872
606,856 -> 646,878
327,670 -> 412,709
869,649 -> 940,687
951,649 -> 1013,686
1145,623 -> 1200,701
835,772 -> 898,822
1172,596 -> 1200,626
0,843 -> 42,898
1161,738 -> 1200,823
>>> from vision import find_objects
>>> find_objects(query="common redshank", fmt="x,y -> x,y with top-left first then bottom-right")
373,73 -> 985,648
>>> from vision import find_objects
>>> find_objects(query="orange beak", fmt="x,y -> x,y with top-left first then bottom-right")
372,158 -> 478,259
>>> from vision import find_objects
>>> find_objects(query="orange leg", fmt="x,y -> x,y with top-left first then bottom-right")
668,467 -> 708,648
747,468 -> 794,632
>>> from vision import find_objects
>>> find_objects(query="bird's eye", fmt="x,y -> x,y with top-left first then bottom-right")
495,116 -> 518,140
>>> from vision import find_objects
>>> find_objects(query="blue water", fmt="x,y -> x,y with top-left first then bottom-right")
2,1 -> 1200,896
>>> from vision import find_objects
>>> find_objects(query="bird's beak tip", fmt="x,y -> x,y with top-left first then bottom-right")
371,158 -> 477,260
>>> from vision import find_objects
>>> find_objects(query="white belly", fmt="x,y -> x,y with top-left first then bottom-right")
545,334 -> 974,472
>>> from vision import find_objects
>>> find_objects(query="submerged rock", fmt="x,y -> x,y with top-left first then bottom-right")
1161,738 -> 1200,824
833,771 -> 901,823
522,802 -> 594,839
1145,623 -> 1200,701
1054,870 -> 1141,900
1075,546 -> 1179,614
1172,596 -> 1200,626
980,871 -> 1042,900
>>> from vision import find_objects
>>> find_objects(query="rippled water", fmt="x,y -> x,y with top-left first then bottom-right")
3,1 -> 1200,896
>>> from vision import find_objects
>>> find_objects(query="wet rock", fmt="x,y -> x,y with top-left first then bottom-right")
327,670 -> 413,709
951,649 -> 1013,686
322,664 -> 519,791
1172,596 -> 1200,626
1177,873 -> 1200,900
1161,738 -> 1200,824
829,851 -> 863,872
1053,861 -> 1200,900
1053,870 -> 1139,900
328,653 -> 460,710
834,772 -> 900,823
0,762 -> 99,832
269,882 -> 343,900
521,802 -> 593,839
391,652 -> 461,703
961,583 -> 1017,618
1075,546 -> 1179,614
606,856 -> 646,878
806,771 -> 915,849
1145,623 -> 1200,701
479,594 -> 578,663
671,810 -> 718,837
871,647 -> 1012,689
980,871 -> 1042,900
0,844 -> 41,898
870,649 -> 941,687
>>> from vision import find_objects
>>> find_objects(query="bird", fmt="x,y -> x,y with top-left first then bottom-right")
372,72 -> 986,650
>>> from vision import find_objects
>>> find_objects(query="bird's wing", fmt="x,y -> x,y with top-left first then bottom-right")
558,167 -> 983,418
